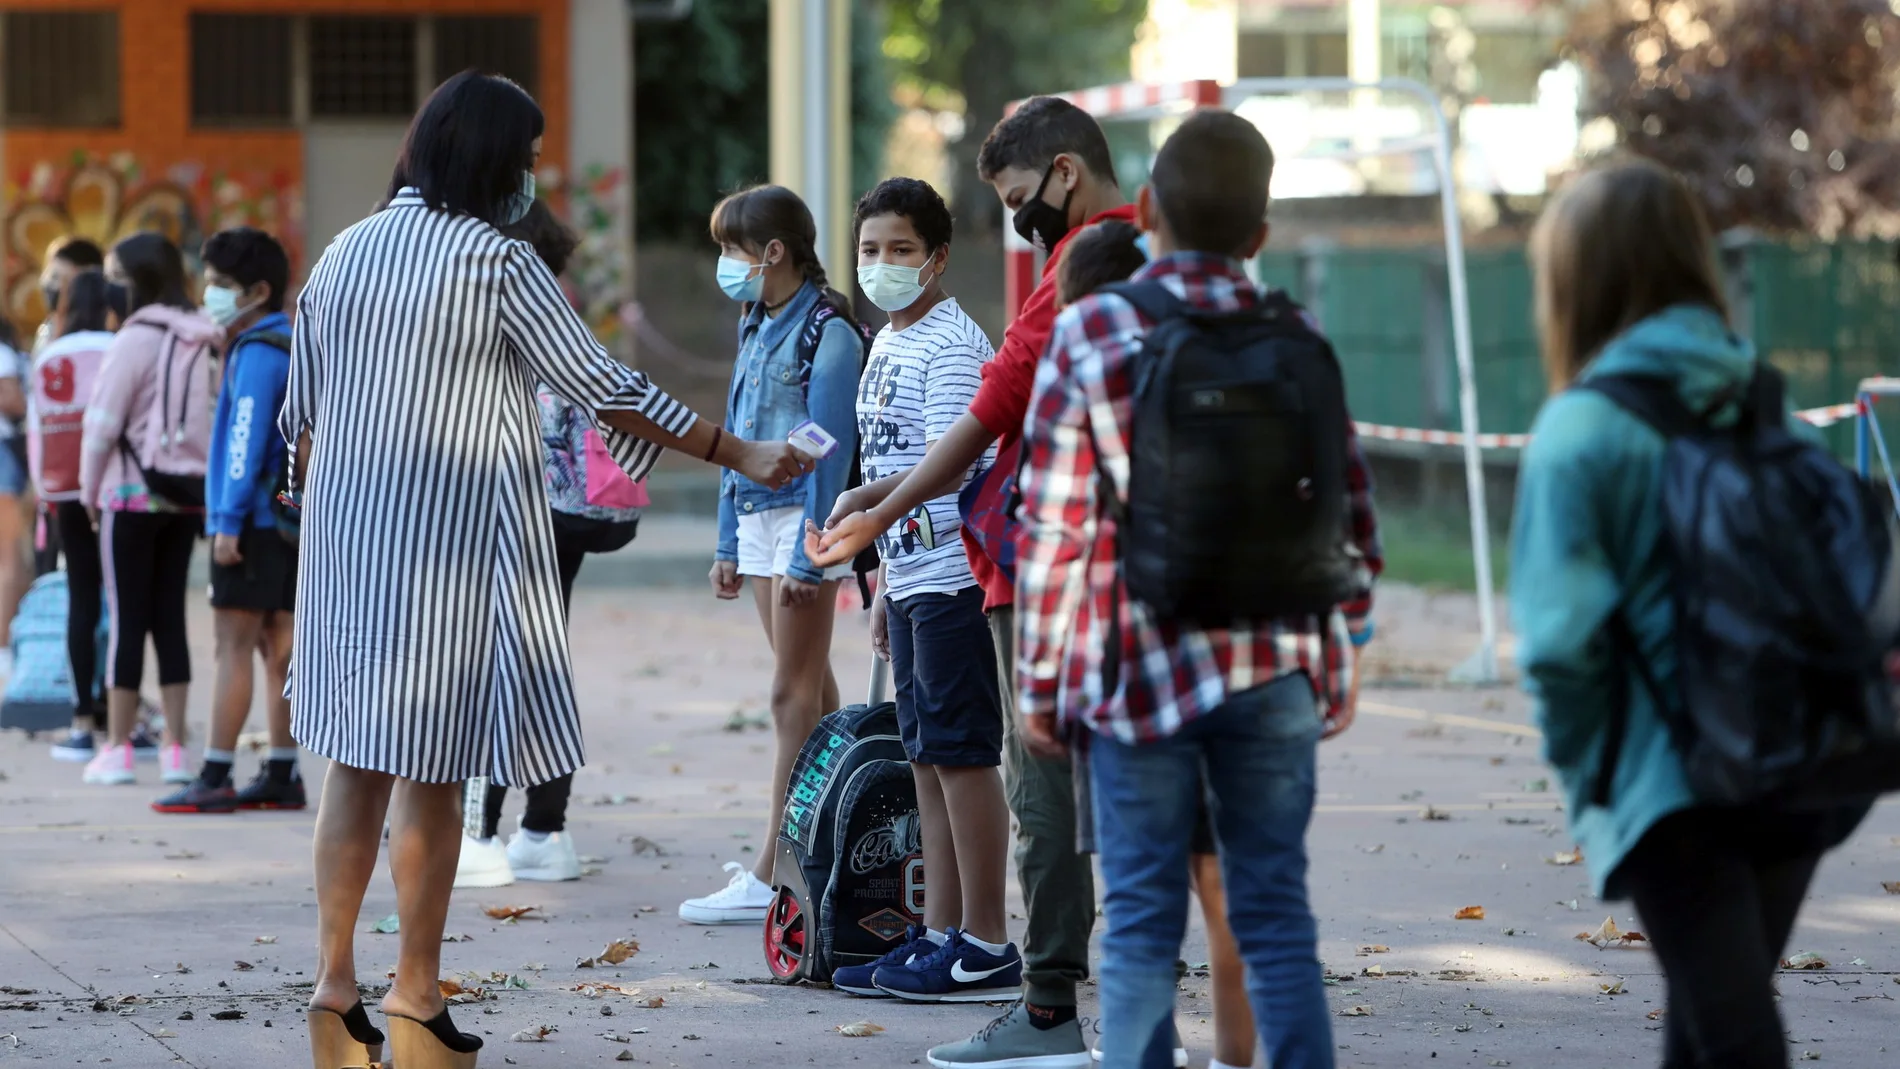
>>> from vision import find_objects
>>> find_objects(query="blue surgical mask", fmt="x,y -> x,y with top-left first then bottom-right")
202,284 -> 251,328
717,255 -> 765,303
500,170 -> 537,226
857,260 -> 936,313
1134,233 -> 1153,261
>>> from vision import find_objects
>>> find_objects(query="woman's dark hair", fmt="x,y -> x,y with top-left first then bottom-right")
710,184 -> 853,318
1056,221 -> 1146,309
60,269 -> 111,335
853,177 -> 955,251
501,200 -> 581,277
111,232 -> 193,314
47,236 -> 105,270
388,71 -> 544,227
201,227 -> 291,312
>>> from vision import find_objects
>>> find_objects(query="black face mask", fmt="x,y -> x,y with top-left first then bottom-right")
105,282 -> 130,322
40,282 -> 62,314
1011,162 -> 1075,253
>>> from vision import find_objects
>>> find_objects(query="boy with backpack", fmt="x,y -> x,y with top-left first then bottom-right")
1015,111 -> 1382,1069
153,227 -> 302,813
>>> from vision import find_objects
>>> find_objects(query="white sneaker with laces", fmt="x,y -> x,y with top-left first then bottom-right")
159,743 -> 194,784
506,821 -> 582,882
678,861 -> 774,924
83,742 -> 137,785
454,834 -> 516,889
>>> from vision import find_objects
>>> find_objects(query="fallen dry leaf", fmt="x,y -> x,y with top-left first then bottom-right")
1599,981 -> 1626,995
1882,882 -> 1900,895
1548,848 -> 1584,866
511,1025 -> 557,1042
835,1021 -> 885,1037
628,837 -> 666,857
637,996 -> 664,1009
253,935 -> 277,945
483,905 -> 541,922
232,961 -> 253,971
1359,945 -> 1391,955
596,939 -> 639,965
1781,951 -> 1829,971
1647,1008 -> 1665,1020
1363,965 -> 1387,977
1338,1005 -> 1374,1017
1421,806 -> 1452,821
1575,916 -> 1647,948
1454,906 -> 1486,921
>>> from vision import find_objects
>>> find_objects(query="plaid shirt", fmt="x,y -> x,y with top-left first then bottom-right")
1016,253 -> 1384,744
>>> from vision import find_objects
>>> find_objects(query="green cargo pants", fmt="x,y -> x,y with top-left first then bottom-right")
991,605 -> 1095,1006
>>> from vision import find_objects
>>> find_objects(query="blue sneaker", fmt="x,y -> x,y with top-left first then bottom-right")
831,924 -> 939,997
874,928 -> 1022,1003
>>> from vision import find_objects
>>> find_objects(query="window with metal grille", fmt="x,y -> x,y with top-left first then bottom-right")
309,16 -> 417,118
191,14 -> 293,127
1,12 -> 121,127
435,16 -> 540,98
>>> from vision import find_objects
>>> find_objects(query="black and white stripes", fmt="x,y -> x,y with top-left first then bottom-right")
280,189 -> 693,786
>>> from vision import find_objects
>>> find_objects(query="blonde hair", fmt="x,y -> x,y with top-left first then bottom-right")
1530,157 -> 1730,391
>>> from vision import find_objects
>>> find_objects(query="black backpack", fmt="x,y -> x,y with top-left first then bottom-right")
1100,281 -> 1359,623
1583,366 -> 1900,808
763,685 -> 922,984
245,330 -> 300,545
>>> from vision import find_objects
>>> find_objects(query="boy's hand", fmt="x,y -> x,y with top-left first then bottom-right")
779,575 -> 819,608
825,486 -> 872,528
1322,656 -> 1363,740
806,513 -> 880,569
870,595 -> 891,662
708,560 -> 742,600
1021,711 -> 1067,759
212,534 -> 243,567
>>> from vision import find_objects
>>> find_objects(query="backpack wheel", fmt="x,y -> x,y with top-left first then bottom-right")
763,884 -> 811,982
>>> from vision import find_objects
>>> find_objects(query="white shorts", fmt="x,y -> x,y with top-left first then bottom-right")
736,506 -> 854,581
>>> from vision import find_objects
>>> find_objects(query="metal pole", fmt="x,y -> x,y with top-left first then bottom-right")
801,0 -> 829,248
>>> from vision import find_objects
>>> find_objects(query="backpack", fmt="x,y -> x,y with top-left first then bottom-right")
0,573 -> 106,733
244,331 -> 301,544
763,675 -> 923,984
1100,280 -> 1359,623
118,321 -> 216,509
958,439 -> 1024,586
1582,367 -> 1900,808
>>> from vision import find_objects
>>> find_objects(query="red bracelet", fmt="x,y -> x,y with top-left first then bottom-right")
703,425 -> 724,463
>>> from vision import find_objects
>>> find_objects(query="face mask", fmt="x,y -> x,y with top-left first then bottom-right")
1012,162 -> 1076,253
857,259 -> 937,313
716,255 -> 766,303
203,284 -> 259,328
105,282 -> 130,321
40,281 -> 61,314
1134,233 -> 1153,261
500,170 -> 537,226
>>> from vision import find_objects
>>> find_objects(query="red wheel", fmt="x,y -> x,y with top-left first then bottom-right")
763,886 -> 808,981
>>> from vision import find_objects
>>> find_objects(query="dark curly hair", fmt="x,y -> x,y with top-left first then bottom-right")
501,200 -> 581,277
852,177 -> 954,251
1056,221 -> 1147,309
977,96 -> 1119,187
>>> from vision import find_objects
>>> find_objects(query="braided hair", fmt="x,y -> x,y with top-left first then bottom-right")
709,185 -> 856,323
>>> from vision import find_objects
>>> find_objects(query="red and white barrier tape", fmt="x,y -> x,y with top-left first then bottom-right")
1355,399 -> 1869,450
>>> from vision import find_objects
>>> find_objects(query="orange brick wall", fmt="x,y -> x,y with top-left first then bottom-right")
1,0 -> 570,333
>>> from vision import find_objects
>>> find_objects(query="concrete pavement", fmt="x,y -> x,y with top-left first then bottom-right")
1,580 -> 1897,1069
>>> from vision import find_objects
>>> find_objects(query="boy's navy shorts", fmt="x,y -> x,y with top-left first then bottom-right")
886,585 -> 1002,767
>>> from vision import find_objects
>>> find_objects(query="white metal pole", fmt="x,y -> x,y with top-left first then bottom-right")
801,0 -> 830,249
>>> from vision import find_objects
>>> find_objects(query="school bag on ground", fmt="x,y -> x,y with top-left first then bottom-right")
0,573 -> 104,733
763,658 -> 923,984
1582,366 -> 1900,808
1100,281 -> 1360,623
119,321 -> 216,509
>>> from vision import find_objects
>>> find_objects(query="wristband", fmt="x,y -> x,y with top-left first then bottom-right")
702,425 -> 724,463
1349,620 -> 1375,648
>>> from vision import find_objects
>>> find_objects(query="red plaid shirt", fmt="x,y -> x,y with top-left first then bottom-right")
1015,253 -> 1384,744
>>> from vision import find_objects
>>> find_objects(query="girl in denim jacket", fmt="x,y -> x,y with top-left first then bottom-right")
682,184 -> 864,924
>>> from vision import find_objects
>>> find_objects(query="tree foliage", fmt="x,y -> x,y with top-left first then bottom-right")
1567,0 -> 1900,238
879,0 -> 1149,231
633,0 -> 895,242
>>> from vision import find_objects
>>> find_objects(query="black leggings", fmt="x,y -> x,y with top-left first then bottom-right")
101,510 -> 197,691
1619,807 -> 1829,1069
53,502 -> 104,726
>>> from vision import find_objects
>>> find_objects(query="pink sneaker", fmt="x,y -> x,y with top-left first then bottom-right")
159,743 -> 193,784
83,742 -> 137,785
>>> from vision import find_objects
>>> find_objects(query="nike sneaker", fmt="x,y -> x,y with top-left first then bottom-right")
831,925 -> 939,997
874,928 -> 1022,1003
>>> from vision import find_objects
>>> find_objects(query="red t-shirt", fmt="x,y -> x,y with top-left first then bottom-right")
962,203 -> 1140,610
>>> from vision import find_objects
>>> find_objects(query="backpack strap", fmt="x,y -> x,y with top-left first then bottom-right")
1099,279 -> 1185,326
1577,374 -> 1703,439
247,330 -> 292,353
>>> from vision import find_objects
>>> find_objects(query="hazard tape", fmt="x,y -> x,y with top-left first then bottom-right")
1355,399 -> 1871,450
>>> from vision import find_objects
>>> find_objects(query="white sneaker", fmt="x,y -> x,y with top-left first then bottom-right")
506,821 -> 582,882
678,861 -> 773,925
1092,1027 -> 1189,1068
159,743 -> 194,784
454,834 -> 516,889
83,742 -> 137,785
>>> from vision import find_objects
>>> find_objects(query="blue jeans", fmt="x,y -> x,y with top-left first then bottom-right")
1091,673 -> 1332,1069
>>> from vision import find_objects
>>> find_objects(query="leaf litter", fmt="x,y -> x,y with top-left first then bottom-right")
1575,917 -> 1647,948
1454,906 -> 1486,920
482,905 -> 542,923
511,1025 -> 557,1042
835,1021 -> 885,1037
1781,951 -> 1829,971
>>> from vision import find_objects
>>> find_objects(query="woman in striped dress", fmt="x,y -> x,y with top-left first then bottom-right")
287,73 -> 810,1069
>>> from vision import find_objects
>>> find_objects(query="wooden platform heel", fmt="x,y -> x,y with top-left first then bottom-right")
387,1007 -> 483,1069
307,1001 -> 386,1069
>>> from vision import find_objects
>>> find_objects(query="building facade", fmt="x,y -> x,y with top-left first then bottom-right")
0,0 -> 634,345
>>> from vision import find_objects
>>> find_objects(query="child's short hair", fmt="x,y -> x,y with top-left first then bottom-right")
853,177 -> 955,249
200,227 -> 291,312
977,97 -> 1119,188
1055,221 -> 1147,309
501,200 -> 582,277
1149,110 -> 1274,257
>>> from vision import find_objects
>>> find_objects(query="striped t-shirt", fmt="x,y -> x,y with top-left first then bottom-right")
856,297 -> 997,600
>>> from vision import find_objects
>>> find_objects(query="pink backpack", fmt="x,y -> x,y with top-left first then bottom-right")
582,428 -> 650,510
122,321 -> 216,507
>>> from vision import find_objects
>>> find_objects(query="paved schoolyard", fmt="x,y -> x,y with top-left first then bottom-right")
1,544 -> 1896,1068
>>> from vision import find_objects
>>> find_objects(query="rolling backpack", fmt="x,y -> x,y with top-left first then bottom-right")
1582,365 -> 1900,808
763,659 -> 923,984
0,573 -> 106,733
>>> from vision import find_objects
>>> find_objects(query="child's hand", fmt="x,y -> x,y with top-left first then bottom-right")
805,515 -> 878,569
1021,711 -> 1067,759
708,559 -> 742,600
1322,656 -> 1363,740
870,595 -> 891,661
779,575 -> 820,607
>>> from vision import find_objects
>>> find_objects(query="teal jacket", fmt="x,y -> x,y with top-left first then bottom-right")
1510,304 -> 1822,897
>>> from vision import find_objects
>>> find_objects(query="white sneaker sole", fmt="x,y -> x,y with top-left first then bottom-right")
51,747 -> 95,763
83,772 -> 136,785
677,904 -> 770,925
161,770 -> 195,785
929,1052 -> 1092,1069
1090,1047 -> 1189,1067
876,983 -> 1023,1004
453,869 -> 516,889
831,982 -> 893,998
512,866 -> 581,882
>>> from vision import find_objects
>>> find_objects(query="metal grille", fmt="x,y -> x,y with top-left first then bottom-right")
435,16 -> 540,98
190,14 -> 293,127
309,16 -> 417,118
1,12 -> 121,127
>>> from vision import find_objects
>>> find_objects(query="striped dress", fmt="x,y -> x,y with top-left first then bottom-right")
279,188 -> 694,786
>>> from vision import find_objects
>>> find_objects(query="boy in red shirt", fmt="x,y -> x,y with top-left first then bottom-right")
808,96 -> 1127,1068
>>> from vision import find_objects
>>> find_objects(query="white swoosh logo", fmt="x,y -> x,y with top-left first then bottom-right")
950,960 -> 1010,983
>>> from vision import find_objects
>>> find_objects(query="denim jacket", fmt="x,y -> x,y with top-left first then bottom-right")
715,281 -> 861,582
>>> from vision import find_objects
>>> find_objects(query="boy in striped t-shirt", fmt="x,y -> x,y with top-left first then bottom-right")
820,178 -> 1022,1004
